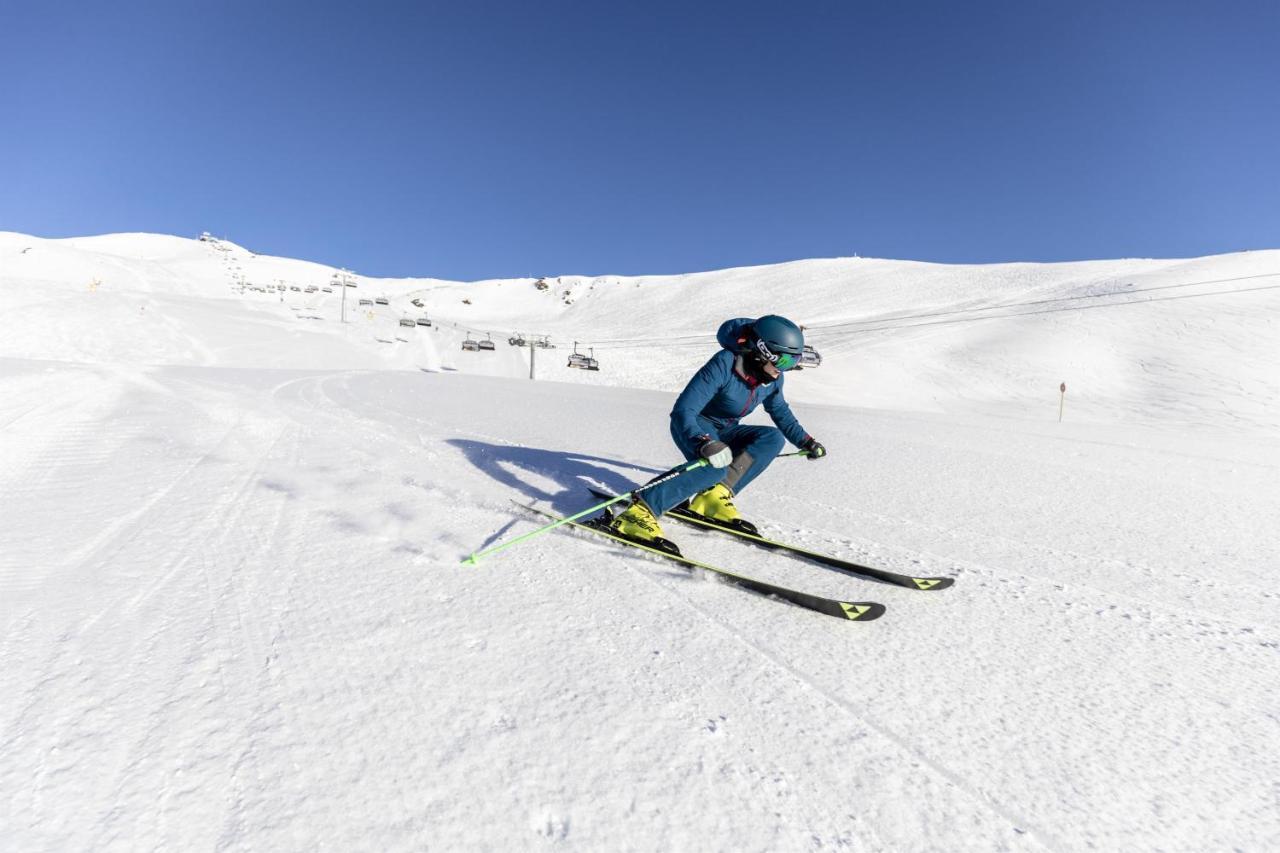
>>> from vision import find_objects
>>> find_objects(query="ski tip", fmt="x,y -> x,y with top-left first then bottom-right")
462,554 -> 479,566
839,601 -> 887,621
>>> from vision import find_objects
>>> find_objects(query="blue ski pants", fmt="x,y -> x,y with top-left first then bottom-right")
639,417 -> 786,517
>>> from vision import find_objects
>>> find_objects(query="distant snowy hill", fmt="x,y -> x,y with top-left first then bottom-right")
3,230 -> 1277,429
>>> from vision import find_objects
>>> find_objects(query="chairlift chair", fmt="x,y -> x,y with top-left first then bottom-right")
461,333 -> 480,352
478,333 -> 496,351
567,341 -> 591,369
508,332 -> 527,347
586,348 -> 600,371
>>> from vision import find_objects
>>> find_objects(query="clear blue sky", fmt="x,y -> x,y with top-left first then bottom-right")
2,0 -> 1277,280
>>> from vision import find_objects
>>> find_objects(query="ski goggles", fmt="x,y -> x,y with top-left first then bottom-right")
754,338 -> 800,371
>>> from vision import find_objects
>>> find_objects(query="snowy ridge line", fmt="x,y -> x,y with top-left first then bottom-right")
606,538 -> 1064,851
6,232 -> 1279,431
808,270 -> 1280,331
571,278 -> 1280,352
446,269 -> 1280,352
816,279 -> 1280,338
558,269 -> 1280,353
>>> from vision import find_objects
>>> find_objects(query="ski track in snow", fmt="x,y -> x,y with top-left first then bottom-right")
560,523 -> 1058,851
3,233 -> 1279,850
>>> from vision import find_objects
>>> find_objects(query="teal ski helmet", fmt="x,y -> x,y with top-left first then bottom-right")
748,315 -> 804,371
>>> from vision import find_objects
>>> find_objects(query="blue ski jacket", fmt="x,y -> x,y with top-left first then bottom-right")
670,318 -> 811,449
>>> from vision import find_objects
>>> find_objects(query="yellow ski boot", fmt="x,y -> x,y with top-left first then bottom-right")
608,500 -> 679,555
688,483 -> 740,522
686,483 -> 759,536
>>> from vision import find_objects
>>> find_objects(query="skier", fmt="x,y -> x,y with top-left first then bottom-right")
610,315 -> 826,546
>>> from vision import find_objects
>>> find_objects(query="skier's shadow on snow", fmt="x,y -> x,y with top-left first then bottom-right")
447,439 -> 664,515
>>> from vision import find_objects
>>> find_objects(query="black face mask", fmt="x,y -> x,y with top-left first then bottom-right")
740,353 -> 778,385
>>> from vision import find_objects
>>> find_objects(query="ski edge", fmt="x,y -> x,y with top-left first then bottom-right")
586,488 -> 953,591
513,501 -> 885,623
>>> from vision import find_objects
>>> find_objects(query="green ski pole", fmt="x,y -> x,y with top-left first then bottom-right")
462,458 -> 708,565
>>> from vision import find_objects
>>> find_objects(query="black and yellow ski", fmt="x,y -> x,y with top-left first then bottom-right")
516,502 -> 885,622
587,488 -> 954,591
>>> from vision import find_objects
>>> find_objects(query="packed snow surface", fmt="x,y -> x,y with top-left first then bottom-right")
2,231 -> 1278,850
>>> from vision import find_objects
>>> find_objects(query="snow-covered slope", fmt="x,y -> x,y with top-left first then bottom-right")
2,232 -> 1279,850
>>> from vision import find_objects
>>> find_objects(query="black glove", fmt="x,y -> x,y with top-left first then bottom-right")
697,438 -> 733,469
800,437 -> 827,460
